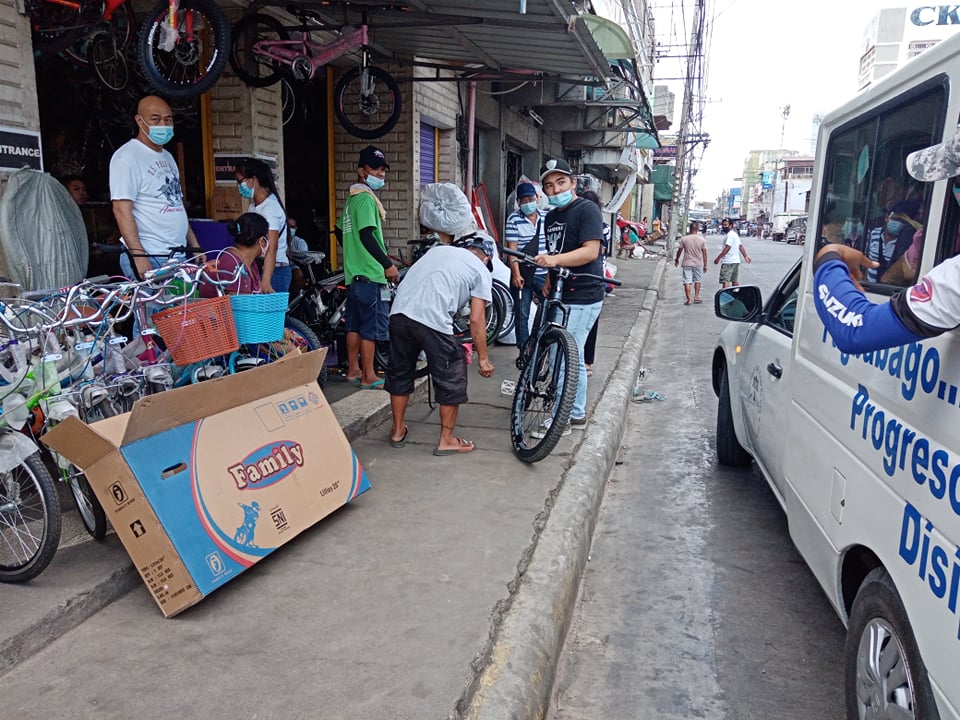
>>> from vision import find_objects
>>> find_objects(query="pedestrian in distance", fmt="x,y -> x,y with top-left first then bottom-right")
504,180 -> 548,360
336,144 -> 401,389
675,220 -> 708,304
713,217 -> 751,288
235,157 -> 290,293
385,234 -> 495,455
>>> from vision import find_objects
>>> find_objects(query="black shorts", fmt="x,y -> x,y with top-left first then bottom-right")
384,314 -> 468,405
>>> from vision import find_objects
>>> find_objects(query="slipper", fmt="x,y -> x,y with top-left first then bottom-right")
359,379 -> 385,390
433,438 -> 475,456
694,299 -> 703,304
389,425 -> 408,448
345,377 -> 361,385
684,301 -> 691,305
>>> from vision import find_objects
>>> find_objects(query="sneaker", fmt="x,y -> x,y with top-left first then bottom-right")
570,416 -> 587,428
531,417 -> 571,439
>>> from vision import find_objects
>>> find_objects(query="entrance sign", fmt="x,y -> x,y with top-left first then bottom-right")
0,127 -> 42,172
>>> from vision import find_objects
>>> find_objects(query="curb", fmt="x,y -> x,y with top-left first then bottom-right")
0,375 -> 426,678
458,258 -> 666,720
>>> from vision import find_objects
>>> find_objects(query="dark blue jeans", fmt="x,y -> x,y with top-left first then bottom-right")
511,274 -> 546,350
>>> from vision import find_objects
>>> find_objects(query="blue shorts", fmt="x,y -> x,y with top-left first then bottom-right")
344,281 -> 389,341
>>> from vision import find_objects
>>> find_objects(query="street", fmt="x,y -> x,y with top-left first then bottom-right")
551,237 -> 847,719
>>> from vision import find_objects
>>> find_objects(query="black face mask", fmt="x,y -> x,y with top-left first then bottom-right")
485,259 -> 493,272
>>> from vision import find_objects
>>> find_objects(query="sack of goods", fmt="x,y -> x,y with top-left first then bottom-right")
419,183 -> 473,235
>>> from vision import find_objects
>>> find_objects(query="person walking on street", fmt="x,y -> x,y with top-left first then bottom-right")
714,218 -> 751,288
533,158 -> 605,436
336,145 -> 400,388
385,235 -> 495,455
675,220 -> 708,304
110,95 -> 201,280
504,180 -> 548,360
235,157 -> 290,293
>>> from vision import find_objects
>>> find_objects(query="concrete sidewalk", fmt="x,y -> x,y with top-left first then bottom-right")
0,255 -> 664,720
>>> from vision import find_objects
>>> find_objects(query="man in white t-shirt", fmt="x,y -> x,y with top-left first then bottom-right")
110,95 -> 201,279
713,218 -> 752,288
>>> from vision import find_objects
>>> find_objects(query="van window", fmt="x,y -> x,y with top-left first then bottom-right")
817,83 -> 945,292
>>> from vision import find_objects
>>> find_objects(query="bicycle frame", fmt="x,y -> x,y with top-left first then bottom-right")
252,24 -> 367,80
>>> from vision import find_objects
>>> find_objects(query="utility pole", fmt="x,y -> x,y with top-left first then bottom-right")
667,0 -> 702,252
769,104 -> 790,219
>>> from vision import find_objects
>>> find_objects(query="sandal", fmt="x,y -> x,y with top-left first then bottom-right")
389,425 -> 408,448
433,438 -> 475,456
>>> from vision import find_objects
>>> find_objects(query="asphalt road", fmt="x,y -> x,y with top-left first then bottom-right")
550,237 -> 848,719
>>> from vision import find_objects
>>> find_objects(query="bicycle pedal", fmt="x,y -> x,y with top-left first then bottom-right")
500,379 -> 516,396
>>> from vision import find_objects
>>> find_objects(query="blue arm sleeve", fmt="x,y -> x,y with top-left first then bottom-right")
813,258 -> 923,353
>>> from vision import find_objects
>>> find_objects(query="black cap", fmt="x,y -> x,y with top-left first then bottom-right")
539,158 -> 574,182
358,145 -> 389,169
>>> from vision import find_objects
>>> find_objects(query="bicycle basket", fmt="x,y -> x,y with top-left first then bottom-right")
230,292 -> 289,344
152,296 -> 239,366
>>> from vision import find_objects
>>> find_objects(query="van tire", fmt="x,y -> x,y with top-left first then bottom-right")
845,568 -> 940,720
717,367 -> 752,467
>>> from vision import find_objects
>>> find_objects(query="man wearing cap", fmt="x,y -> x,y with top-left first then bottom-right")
533,158 -> 606,435
336,144 -> 400,388
504,181 -> 548,356
385,236 -> 495,455
813,129 -> 960,353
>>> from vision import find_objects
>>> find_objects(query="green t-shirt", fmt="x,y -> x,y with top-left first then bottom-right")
337,191 -> 387,284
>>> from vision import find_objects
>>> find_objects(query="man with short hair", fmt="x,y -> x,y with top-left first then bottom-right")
675,220 -> 708,304
337,144 -> 400,389
504,181 -> 547,355
385,235 -> 495,455
713,218 -> 752,288
110,95 -> 201,280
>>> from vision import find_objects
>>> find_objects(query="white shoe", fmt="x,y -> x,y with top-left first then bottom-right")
531,417 -> 571,439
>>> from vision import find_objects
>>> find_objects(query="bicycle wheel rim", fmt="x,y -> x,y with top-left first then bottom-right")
229,13 -> 287,88
0,454 -> 61,581
69,474 -> 107,539
333,65 -> 402,140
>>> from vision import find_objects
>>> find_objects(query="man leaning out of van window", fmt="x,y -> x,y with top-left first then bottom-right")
813,129 -> 960,355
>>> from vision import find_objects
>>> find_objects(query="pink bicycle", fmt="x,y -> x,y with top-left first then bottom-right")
230,3 -> 403,139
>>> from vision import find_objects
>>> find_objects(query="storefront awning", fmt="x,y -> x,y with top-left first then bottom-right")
582,14 -> 635,60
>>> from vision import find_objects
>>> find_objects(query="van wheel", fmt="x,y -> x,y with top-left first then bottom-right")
845,568 -> 939,720
716,367 -> 752,467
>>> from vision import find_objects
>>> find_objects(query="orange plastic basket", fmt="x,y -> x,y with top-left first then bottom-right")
152,295 -> 239,366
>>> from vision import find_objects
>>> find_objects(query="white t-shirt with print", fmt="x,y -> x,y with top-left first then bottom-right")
109,139 -> 188,257
722,230 -> 744,264
249,194 -> 288,264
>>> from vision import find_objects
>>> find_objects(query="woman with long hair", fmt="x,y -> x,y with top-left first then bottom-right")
235,157 -> 290,293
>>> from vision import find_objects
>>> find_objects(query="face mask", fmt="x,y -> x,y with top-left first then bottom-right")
145,124 -> 174,146
238,181 -> 255,200
365,175 -> 385,191
953,183 -> 960,208
259,239 -> 269,258
520,201 -> 538,216
547,190 -> 574,208
885,219 -> 905,236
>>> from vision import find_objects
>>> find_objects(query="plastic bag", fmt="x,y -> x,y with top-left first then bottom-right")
419,183 -> 474,235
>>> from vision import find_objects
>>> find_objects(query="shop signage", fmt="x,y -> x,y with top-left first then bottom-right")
911,6 -> 960,25
214,154 -> 246,184
653,145 -> 677,159
0,127 -> 43,172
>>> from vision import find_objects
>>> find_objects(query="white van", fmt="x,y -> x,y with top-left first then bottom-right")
713,35 -> 960,720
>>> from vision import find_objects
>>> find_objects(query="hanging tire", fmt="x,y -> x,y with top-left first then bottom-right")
69,474 -> 107,540
65,0 -> 137,65
138,0 -> 231,100
27,0 -> 93,54
510,327 -> 578,464
87,31 -> 131,92
0,453 -> 62,583
229,13 -> 288,88
333,65 -> 402,139
716,366 -> 752,467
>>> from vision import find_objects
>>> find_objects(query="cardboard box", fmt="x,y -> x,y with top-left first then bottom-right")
43,351 -> 370,617
210,185 -> 244,221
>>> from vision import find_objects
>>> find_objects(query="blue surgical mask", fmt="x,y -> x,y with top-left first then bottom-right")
238,181 -> 255,200
520,201 -> 538,216
147,124 -> 174,146
365,175 -> 385,191
547,190 -> 574,208
885,219 -> 905,236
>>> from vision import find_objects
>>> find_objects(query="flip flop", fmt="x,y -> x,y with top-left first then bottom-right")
390,425 -> 408,448
433,438 -> 475,456
359,379 -> 385,390
694,299 -> 703,304
345,377 -> 361,385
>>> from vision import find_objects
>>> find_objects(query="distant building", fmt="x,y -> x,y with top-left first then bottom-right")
858,6 -> 960,89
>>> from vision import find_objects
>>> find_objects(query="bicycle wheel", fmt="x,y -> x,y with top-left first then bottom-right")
281,76 -> 296,125
229,13 -> 289,88
0,452 -> 62,583
333,65 -> 402,140
65,0 -> 136,65
69,474 -> 107,540
87,31 -> 130,92
494,280 -> 515,342
243,317 -> 329,388
510,326 -> 578,464
138,0 -> 231,100
27,0 -> 92,54
374,340 -> 430,379
453,289 -> 504,346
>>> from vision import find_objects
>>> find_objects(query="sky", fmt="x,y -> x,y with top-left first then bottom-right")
652,0 -> 894,203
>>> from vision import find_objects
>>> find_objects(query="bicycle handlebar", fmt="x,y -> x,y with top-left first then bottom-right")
500,247 -> 622,286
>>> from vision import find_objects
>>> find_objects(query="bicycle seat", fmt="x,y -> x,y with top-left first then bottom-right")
289,250 -> 327,266
286,4 -> 327,23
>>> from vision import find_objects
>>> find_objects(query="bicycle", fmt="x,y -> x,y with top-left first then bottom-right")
230,2 -> 403,139
502,248 -> 621,463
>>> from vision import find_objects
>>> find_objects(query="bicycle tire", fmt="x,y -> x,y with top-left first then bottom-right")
282,317 -> 329,389
65,0 -> 136,65
494,280 -> 515,342
510,326 -> 578,464
138,0 -> 231,101
87,31 -> 131,92
229,13 -> 289,88
0,452 -> 62,583
374,339 -> 430,379
281,76 -> 296,125
333,65 -> 402,139
28,0 -> 92,54
69,474 -> 107,540
453,288 -> 504,346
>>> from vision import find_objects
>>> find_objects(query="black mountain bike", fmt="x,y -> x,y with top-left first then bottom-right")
503,248 -> 620,463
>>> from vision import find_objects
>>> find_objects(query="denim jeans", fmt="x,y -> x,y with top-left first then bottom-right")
270,264 -> 292,293
511,274 -> 546,350
564,300 -> 603,420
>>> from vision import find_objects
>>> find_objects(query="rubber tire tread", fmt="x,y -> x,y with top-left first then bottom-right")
138,0 -> 231,100
716,366 -> 752,467
229,13 -> 288,88
495,279 -> 516,341
70,475 -> 107,540
284,316 -> 329,389
333,65 -> 402,139
65,0 -> 136,65
0,453 -> 62,583
511,326 -> 578,464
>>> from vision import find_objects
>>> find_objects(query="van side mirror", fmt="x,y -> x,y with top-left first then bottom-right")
714,286 -> 762,321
